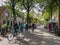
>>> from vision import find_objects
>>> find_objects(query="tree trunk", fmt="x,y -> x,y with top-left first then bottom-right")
0,17 -> 1,31
11,0 -> 16,21
27,9 -> 29,23
12,7 -> 16,21
58,0 -> 60,30
48,3 -> 53,20
50,7 -> 52,20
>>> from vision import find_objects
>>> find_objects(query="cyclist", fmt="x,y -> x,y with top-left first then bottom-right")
13,21 -> 19,36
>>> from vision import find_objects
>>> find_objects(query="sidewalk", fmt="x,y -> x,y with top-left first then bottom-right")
0,36 -> 9,45
0,29 -> 43,45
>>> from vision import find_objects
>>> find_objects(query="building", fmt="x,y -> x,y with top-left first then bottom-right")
0,6 -> 6,29
0,6 -> 24,30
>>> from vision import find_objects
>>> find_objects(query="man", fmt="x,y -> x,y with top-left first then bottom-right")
32,23 -> 35,32
13,21 -> 19,36
25,23 -> 28,31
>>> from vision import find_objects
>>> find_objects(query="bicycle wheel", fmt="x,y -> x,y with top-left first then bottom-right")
7,33 -> 13,42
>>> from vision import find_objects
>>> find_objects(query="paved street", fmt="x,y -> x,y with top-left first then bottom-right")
37,25 -> 60,45
0,25 -> 60,45
42,32 -> 60,45
0,28 -> 43,45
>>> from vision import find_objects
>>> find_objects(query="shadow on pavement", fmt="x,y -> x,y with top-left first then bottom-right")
0,39 -> 3,41
43,35 -> 60,45
16,31 -> 43,45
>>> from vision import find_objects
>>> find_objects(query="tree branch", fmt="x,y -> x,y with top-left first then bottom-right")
22,0 -> 28,10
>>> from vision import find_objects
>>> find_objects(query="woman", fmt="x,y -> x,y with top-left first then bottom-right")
48,23 -> 51,32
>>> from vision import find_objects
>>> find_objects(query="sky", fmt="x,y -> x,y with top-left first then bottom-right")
0,0 -> 6,6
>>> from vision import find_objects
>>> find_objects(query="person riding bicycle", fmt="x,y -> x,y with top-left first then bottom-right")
14,21 -> 19,35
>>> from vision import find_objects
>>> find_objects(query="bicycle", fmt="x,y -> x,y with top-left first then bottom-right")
7,28 -> 20,43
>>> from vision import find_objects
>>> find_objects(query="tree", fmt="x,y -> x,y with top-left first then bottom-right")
46,0 -> 60,30
6,0 -> 24,20
18,0 -> 41,23
58,0 -> 60,30
10,0 -> 20,21
43,0 -> 58,20
53,0 -> 60,30
19,0 -> 34,23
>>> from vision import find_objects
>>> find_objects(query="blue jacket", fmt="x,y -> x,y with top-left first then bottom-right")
19,23 -> 24,29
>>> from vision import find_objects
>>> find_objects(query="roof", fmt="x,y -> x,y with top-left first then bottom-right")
0,6 -> 6,16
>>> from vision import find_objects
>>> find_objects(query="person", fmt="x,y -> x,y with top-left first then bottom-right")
32,23 -> 35,32
25,23 -> 28,31
55,23 -> 58,30
48,23 -> 51,32
19,22 -> 21,32
19,22 -> 24,32
13,21 -> 19,36
55,23 -> 58,35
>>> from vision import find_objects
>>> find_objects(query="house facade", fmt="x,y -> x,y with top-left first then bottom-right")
0,6 -> 23,30
0,6 -> 6,29
0,6 -> 11,29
